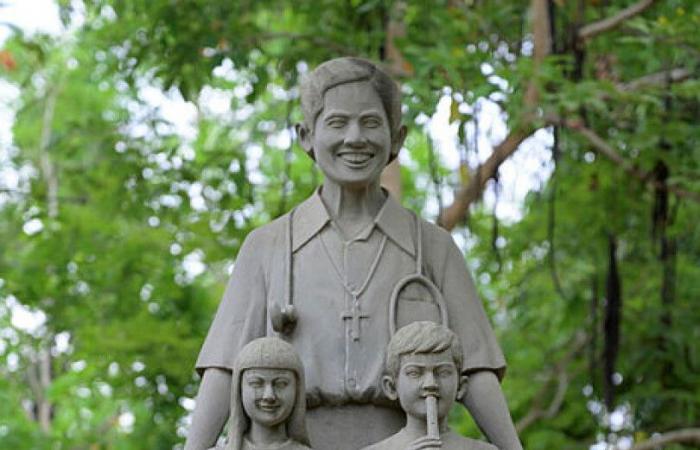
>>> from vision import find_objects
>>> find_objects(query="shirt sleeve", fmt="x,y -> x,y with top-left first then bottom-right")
439,232 -> 506,381
195,228 -> 269,375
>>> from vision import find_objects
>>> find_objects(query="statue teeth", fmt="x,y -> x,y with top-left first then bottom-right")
340,153 -> 372,164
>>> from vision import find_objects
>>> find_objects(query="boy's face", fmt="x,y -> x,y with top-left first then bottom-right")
241,368 -> 296,427
385,350 -> 465,421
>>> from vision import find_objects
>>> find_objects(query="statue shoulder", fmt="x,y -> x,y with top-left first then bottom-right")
444,431 -> 498,450
413,214 -> 462,271
416,215 -> 454,246
239,214 -> 288,255
464,440 -> 498,450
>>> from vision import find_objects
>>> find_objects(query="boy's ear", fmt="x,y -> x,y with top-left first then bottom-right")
381,375 -> 398,401
456,375 -> 469,402
295,122 -> 315,160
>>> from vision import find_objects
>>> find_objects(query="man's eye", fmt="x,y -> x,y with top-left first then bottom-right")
363,118 -> 381,128
248,379 -> 263,388
327,118 -> 347,128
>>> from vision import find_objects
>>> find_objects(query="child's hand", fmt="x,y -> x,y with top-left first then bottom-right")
406,436 -> 442,450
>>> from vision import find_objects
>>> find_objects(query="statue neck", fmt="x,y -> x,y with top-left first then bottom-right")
247,421 -> 288,448
320,180 -> 386,238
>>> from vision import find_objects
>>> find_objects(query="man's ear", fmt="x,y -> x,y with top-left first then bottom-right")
295,122 -> 315,160
456,375 -> 469,402
381,375 -> 398,401
389,124 -> 408,163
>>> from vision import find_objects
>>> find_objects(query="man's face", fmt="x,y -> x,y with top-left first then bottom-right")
394,350 -> 460,421
310,81 -> 393,188
241,368 -> 296,427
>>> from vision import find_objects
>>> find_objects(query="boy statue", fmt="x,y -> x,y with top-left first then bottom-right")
218,337 -> 313,450
363,321 -> 497,450
186,57 -> 521,450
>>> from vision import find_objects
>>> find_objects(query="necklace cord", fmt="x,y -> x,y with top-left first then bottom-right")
319,230 -> 388,299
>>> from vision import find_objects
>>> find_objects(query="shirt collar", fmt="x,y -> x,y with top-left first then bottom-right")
291,189 -> 330,252
292,188 -> 416,257
374,193 -> 416,257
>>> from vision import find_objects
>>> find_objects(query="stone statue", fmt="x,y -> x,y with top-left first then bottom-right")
185,57 -> 522,450
213,337 -> 313,450
362,321 -> 497,450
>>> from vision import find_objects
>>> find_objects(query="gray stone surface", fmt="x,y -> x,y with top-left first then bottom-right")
362,321 -> 497,450
185,57 -> 522,450
223,337 -> 312,450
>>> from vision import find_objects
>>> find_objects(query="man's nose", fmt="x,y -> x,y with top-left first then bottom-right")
343,121 -> 366,147
262,382 -> 276,401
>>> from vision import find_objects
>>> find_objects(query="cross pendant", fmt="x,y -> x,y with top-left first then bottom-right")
342,299 -> 369,341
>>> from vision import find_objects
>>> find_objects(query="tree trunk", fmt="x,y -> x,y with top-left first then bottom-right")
380,1 -> 408,200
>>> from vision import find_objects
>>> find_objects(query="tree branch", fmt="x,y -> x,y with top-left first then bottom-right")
548,185 -> 569,300
380,0 -> 408,200
37,348 -> 52,432
438,0 -> 551,230
516,331 -> 588,433
438,129 -> 531,230
249,32 -> 358,58
38,85 -> 59,219
557,117 -> 700,203
24,359 -> 42,422
624,428 -> 700,450
592,67 -> 696,102
578,0 -> 657,41
618,67 -> 693,92
524,0 -> 551,107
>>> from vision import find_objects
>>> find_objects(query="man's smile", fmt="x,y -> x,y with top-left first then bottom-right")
337,150 -> 374,166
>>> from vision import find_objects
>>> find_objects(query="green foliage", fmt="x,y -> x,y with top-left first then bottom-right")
1,0 -> 699,449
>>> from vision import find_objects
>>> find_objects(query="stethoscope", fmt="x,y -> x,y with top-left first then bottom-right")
270,208 -> 448,336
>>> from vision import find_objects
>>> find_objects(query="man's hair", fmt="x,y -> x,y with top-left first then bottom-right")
299,57 -> 402,138
385,321 -> 463,378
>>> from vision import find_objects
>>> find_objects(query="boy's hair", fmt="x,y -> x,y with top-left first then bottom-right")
385,321 -> 463,378
299,57 -> 402,138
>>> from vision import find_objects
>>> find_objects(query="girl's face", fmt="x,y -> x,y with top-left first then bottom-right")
241,368 -> 296,427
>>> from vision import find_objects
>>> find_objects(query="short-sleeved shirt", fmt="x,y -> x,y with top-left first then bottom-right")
196,190 -> 505,408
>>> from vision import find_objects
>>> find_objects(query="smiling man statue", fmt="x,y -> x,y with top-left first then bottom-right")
185,57 -> 522,450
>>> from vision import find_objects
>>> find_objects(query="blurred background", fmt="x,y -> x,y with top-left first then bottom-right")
1,0 -> 699,449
